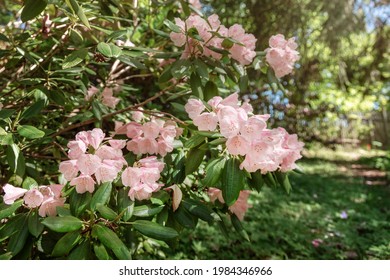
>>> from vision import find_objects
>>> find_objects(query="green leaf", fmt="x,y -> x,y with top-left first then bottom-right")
193,58 -> 209,79
117,56 -> 146,69
275,172 -> 292,194
158,64 -> 173,84
93,243 -> 111,260
92,224 -> 132,260
52,230 -> 82,257
248,171 -> 264,193
96,204 -> 117,220
6,144 -> 25,177
132,220 -> 179,241
117,188 -> 134,222
62,48 -> 88,69
0,253 -> 12,260
222,38 -> 234,49
231,214 -> 250,241
17,125 -> 45,139
65,0 -> 91,29
0,200 -> 23,220
7,215 -> 29,256
70,190 -> 91,217
190,72 -> 204,99
0,213 -> 26,241
133,205 -> 165,217
21,99 -> 45,120
42,216 -> 83,233
92,100 -> 102,120
97,42 -> 122,58
90,182 -> 112,211
204,81 -> 218,101
182,199 -> 220,223
174,205 -> 197,229
184,134 -> 206,149
221,158 -> 245,206
67,239 -> 90,260
22,177 -> 38,190
185,147 -> 206,175
239,75 -> 249,92
163,19 -> 181,33
0,109 -> 15,119
203,157 -> 227,187
28,211 -> 44,237
21,0 -> 47,22
263,172 -> 277,188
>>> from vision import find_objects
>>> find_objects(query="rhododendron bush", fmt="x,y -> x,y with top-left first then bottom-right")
0,0 -> 303,260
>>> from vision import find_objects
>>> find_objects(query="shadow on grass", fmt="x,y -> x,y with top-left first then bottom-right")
164,158 -> 390,260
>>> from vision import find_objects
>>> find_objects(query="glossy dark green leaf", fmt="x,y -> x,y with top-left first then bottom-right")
182,199 -> 220,223
0,109 -> 15,119
133,220 -> 179,241
21,99 -> 45,120
42,216 -> 83,233
203,157 -> 227,187
174,205 -> 197,229
248,171 -> 264,193
17,125 -> 45,139
0,200 -> 23,220
204,80 -> 218,101
221,158 -> 245,206
52,230 -> 82,257
90,182 -> 112,211
184,134 -> 206,149
118,56 -> 146,69
70,190 -> 91,217
190,72 -> 204,99
7,215 -> 29,256
231,214 -> 250,241
92,224 -> 132,260
0,213 -> 26,241
275,172 -> 292,194
133,205 -> 165,217
21,0 -> 47,22
96,204 -> 117,220
117,188 -> 134,222
239,75 -> 249,92
6,144 -> 25,177
67,239 -> 91,260
158,64 -> 173,84
92,100 -> 102,120
185,147 -> 206,176
22,177 -> 38,190
28,211 -> 44,237
93,243 -> 111,260
263,172 -> 277,188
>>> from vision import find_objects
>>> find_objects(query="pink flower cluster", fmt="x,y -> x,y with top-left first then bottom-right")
185,93 -> 304,174
121,156 -> 165,201
86,86 -> 120,109
59,128 -> 127,194
115,118 -> 182,157
207,188 -> 251,221
265,34 -> 300,78
170,14 -> 257,65
3,184 -> 65,217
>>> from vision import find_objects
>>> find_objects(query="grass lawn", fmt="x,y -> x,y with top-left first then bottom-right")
163,147 -> 390,260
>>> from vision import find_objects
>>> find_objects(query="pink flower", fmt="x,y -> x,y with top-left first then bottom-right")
226,135 -> 250,156
86,86 -> 99,101
125,122 -> 143,138
67,140 -> 87,160
229,190 -> 251,220
3,184 -> 27,205
312,239 -> 323,248
207,187 -> 224,203
77,154 -> 101,175
132,110 -> 144,122
95,145 -> 123,160
266,34 -> 299,78
220,93 -> 240,108
101,87 -> 120,109
185,98 -> 205,119
142,121 -> 161,139
207,96 -> 223,110
70,175 -> 96,194
75,131 -> 90,146
39,197 -> 66,217
88,128 -> 105,150
219,114 -> 241,138
108,139 -> 127,149
59,160 -> 79,181
193,112 -> 218,131
95,163 -> 119,184
128,184 -> 155,201
24,189 -> 44,208
240,116 -> 266,141
138,156 -> 165,172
